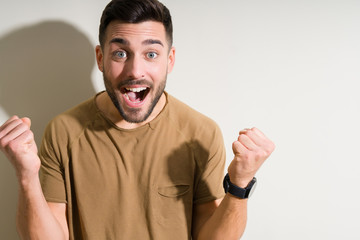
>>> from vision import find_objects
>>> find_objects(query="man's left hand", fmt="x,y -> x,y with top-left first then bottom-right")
228,127 -> 275,188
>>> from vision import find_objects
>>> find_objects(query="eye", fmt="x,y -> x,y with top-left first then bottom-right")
114,51 -> 127,59
147,52 -> 158,59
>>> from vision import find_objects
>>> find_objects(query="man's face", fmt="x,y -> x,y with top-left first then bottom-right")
96,21 -> 175,123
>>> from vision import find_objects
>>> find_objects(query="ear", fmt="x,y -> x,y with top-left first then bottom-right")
95,45 -> 104,72
167,46 -> 176,74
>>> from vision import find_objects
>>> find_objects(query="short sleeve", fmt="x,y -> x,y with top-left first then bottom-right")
39,121 -> 67,203
193,123 -> 226,204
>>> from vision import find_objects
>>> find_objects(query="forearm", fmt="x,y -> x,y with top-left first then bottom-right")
16,176 -> 68,240
196,194 -> 247,240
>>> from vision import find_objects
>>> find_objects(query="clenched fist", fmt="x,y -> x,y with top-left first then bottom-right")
0,116 -> 40,182
228,127 -> 275,188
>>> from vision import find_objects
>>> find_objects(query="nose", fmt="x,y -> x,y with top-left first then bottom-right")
124,55 -> 145,80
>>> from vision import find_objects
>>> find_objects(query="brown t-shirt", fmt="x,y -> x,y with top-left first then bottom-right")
39,92 -> 226,240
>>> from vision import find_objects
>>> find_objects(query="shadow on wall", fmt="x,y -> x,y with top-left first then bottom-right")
0,21 -> 96,239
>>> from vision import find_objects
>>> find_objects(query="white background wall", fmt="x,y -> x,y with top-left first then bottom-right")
1,0 -> 360,239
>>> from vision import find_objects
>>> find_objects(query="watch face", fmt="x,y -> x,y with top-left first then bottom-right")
247,179 -> 257,198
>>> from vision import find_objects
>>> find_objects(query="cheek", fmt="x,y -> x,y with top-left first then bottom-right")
105,62 -> 125,78
148,61 -> 168,77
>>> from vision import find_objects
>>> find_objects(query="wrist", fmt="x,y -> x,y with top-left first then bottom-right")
13,157 -> 41,186
17,172 -> 40,189
228,174 -> 254,188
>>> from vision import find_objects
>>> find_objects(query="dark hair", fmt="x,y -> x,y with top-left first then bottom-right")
99,0 -> 173,48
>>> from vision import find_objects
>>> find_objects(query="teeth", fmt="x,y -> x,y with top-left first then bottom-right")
125,87 -> 147,92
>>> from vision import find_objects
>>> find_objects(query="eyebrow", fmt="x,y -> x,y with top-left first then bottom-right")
109,38 -> 164,47
109,38 -> 129,45
142,39 -> 164,47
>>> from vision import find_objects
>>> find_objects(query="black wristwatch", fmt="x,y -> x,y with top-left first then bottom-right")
223,173 -> 257,199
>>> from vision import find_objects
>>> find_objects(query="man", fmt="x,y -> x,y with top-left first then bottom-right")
0,0 -> 275,239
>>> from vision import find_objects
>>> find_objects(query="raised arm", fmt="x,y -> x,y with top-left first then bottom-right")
193,127 -> 275,240
0,116 -> 68,239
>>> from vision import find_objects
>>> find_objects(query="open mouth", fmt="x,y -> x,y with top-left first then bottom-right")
121,87 -> 150,104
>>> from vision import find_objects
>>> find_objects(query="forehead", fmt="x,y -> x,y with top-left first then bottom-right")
105,20 -> 167,46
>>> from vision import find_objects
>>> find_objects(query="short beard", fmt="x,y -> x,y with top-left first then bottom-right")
103,72 -> 167,123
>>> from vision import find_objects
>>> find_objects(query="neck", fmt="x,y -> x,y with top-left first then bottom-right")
96,91 -> 166,129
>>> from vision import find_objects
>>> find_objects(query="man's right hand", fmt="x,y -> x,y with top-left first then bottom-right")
0,116 -> 40,182
1,116 -> 69,239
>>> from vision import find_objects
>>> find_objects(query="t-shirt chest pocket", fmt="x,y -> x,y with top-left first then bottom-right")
158,184 -> 190,198
154,183 -> 193,230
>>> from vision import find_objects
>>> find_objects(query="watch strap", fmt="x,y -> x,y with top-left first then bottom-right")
223,173 -> 257,199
